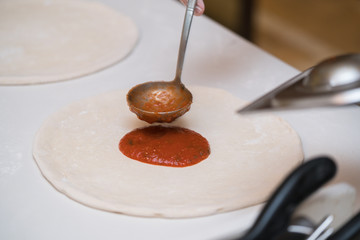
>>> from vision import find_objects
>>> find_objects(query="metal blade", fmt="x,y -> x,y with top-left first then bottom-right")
238,54 -> 360,114
237,69 -> 360,114
237,69 -> 312,114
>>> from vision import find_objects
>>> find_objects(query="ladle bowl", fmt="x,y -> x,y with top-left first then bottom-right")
127,81 -> 192,123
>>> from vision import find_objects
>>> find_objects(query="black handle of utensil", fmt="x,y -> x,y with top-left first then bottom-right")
328,211 -> 360,240
237,156 -> 337,240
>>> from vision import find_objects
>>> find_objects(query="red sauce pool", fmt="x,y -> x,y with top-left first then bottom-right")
119,125 -> 210,167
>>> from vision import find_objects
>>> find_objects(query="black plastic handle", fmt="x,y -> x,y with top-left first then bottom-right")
238,156 -> 337,240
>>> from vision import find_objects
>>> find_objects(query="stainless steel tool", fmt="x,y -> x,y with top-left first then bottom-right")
126,0 -> 196,123
238,53 -> 360,113
234,156 -> 360,240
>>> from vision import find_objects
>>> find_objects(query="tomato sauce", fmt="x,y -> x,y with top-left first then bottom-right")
143,89 -> 178,112
119,125 -> 210,167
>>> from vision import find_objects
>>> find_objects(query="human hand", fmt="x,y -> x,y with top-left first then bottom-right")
179,0 -> 205,16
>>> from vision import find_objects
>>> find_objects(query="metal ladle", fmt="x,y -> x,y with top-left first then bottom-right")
127,0 -> 197,123
238,53 -> 360,113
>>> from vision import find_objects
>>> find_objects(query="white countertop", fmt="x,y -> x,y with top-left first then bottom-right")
1,0 -> 360,239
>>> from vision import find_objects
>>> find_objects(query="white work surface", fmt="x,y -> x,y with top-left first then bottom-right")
1,0 -> 360,239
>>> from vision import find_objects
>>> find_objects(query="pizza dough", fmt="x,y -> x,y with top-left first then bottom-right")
0,0 -> 138,85
33,86 -> 303,218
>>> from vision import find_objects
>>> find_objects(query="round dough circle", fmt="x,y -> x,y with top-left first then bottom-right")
33,86 -> 303,218
0,0 -> 138,85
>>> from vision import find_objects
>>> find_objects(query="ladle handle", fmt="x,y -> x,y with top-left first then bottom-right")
174,0 -> 197,84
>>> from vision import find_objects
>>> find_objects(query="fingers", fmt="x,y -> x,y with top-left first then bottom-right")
195,0 -> 205,16
179,0 -> 205,16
